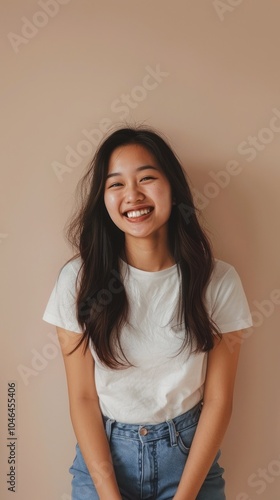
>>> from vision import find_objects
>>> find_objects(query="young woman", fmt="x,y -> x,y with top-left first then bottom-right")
43,126 -> 252,500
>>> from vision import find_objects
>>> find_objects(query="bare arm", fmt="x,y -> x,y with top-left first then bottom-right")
57,327 -> 122,500
174,330 -> 244,500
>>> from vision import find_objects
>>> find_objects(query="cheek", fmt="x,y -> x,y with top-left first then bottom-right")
160,186 -> 173,217
104,193 -> 122,223
104,192 -> 115,211
155,184 -> 172,206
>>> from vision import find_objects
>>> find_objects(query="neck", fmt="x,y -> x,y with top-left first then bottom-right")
123,233 -> 175,272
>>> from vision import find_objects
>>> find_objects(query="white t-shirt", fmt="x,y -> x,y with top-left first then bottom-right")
42,257 -> 252,424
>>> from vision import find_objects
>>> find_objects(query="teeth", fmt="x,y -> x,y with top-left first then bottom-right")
126,208 -> 152,218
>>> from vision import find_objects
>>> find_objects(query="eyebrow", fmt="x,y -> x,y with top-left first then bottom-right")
106,165 -> 159,179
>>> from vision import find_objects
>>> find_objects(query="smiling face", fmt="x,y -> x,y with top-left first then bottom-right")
104,144 -> 173,243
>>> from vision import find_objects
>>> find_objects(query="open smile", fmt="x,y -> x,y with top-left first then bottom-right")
123,207 -> 154,220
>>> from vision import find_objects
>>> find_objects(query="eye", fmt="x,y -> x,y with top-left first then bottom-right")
108,182 -> 123,188
140,176 -> 156,182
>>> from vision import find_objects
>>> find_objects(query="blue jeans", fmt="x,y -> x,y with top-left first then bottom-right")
69,401 -> 225,499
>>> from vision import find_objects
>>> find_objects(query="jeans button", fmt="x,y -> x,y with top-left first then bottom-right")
139,427 -> 148,436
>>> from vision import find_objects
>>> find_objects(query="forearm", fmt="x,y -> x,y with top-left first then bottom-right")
174,399 -> 232,500
70,398 -> 122,500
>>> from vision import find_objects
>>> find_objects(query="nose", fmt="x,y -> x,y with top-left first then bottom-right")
125,183 -> 145,203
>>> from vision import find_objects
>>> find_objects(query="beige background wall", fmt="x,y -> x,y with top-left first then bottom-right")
1,1 -> 280,499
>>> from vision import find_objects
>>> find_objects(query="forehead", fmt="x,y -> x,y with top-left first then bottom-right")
108,144 -> 159,172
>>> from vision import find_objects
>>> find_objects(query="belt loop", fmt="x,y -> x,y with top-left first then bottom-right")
105,418 -> 115,442
166,419 -> 178,447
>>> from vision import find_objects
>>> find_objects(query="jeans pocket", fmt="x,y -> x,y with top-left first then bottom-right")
69,443 -> 92,479
177,422 -> 198,455
69,444 -> 81,473
208,448 -> 225,478
69,444 -> 99,500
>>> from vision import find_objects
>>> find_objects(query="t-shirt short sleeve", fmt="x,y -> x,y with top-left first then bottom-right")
42,258 -> 83,333
207,260 -> 253,333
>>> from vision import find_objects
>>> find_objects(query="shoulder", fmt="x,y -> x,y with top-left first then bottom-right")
205,258 -> 243,309
60,255 -> 82,276
56,255 -> 83,288
205,258 -> 252,331
43,255 -> 84,332
210,258 -> 237,285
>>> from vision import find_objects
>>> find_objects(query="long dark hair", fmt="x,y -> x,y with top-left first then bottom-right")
64,126 -> 221,367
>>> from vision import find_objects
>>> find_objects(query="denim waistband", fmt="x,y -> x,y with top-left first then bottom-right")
102,400 -> 203,446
